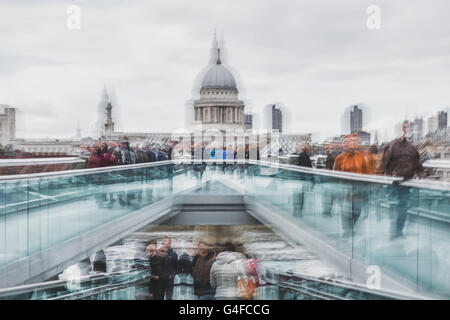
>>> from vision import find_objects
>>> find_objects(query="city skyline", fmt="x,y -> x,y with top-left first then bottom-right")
1,0 -> 450,143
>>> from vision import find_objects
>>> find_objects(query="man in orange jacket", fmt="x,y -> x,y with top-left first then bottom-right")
333,134 -> 369,236
333,134 -> 369,174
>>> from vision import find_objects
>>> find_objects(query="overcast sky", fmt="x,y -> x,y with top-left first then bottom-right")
1,0 -> 450,142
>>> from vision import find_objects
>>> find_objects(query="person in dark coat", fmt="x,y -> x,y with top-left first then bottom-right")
134,147 -> 149,163
91,250 -> 107,273
192,242 -> 216,300
322,142 -> 342,217
378,121 -> 424,239
173,241 -> 196,299
296,142 -> 312,168
378,120 -> 424,180
119,141 -> 136,165
147,242 -> 166,300
161,237 -> 178,300
179,252 -> 194,274
293,142 -> 313,216
325,142 -> 342,170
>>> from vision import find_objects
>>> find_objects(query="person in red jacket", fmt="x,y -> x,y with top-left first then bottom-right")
87,146 -> 103,168
100,143 -> 113,167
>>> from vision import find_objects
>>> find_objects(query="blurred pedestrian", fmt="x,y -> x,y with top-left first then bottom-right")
333,134 -> 369,174
210,242 -> 248,300
87,146 -> 103,168
192,242 -> 216,300
147,241 -> 165,300
173,241 -> 196,300
292,141 -> 313,217
296,141 -> 312,168
378,120 -> 424,239
333,134 -> 369,236
161,237 -> 178,300
325,142 -> 342,170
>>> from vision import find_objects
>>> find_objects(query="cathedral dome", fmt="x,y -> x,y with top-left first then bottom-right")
201,48 -> 237,90
201,64 -> 236,90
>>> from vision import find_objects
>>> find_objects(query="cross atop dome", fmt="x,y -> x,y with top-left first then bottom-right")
217,48 -> 221,65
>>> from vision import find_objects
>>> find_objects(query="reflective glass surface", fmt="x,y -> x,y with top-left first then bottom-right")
0,163 -> 198,267
243,163 -> 450,298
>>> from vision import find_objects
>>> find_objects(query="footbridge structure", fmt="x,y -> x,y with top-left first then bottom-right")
0,160 -> 449,299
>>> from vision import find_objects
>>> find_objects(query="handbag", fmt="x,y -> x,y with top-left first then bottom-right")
237,276 -> 255,300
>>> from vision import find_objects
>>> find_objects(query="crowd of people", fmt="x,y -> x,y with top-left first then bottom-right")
293,120 -> 424,177
83,139 -> 176,168
145,238 -> 261,300
169,141 -> 261,161
83,139 -> 263,169
293,120 -> 424,239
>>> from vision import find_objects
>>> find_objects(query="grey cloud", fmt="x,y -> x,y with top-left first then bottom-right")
1,0 -> 450,141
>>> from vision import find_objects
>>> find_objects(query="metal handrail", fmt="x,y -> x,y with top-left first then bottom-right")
266,280 -> 346,300
0,160 -> 175,182
423,159 -> 450,169
51,276 -> 194,300
249,160 -> 403,184
1,158 -> 449,191
177,158 -> 402,184
51,277 -> 150,300
201,159 -> 450,190
48,271 -> 150,300
0,269 -> 139,296
400,179 -> 450,191
0,157 -> 85,167
270,271 -> 426,300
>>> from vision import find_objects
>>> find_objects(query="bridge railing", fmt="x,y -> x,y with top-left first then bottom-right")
0,161 -> 200,271
262,269 -> 424,300
0,268 -> 149,300
240,161 -> 450,299
1,160 -> 449,298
